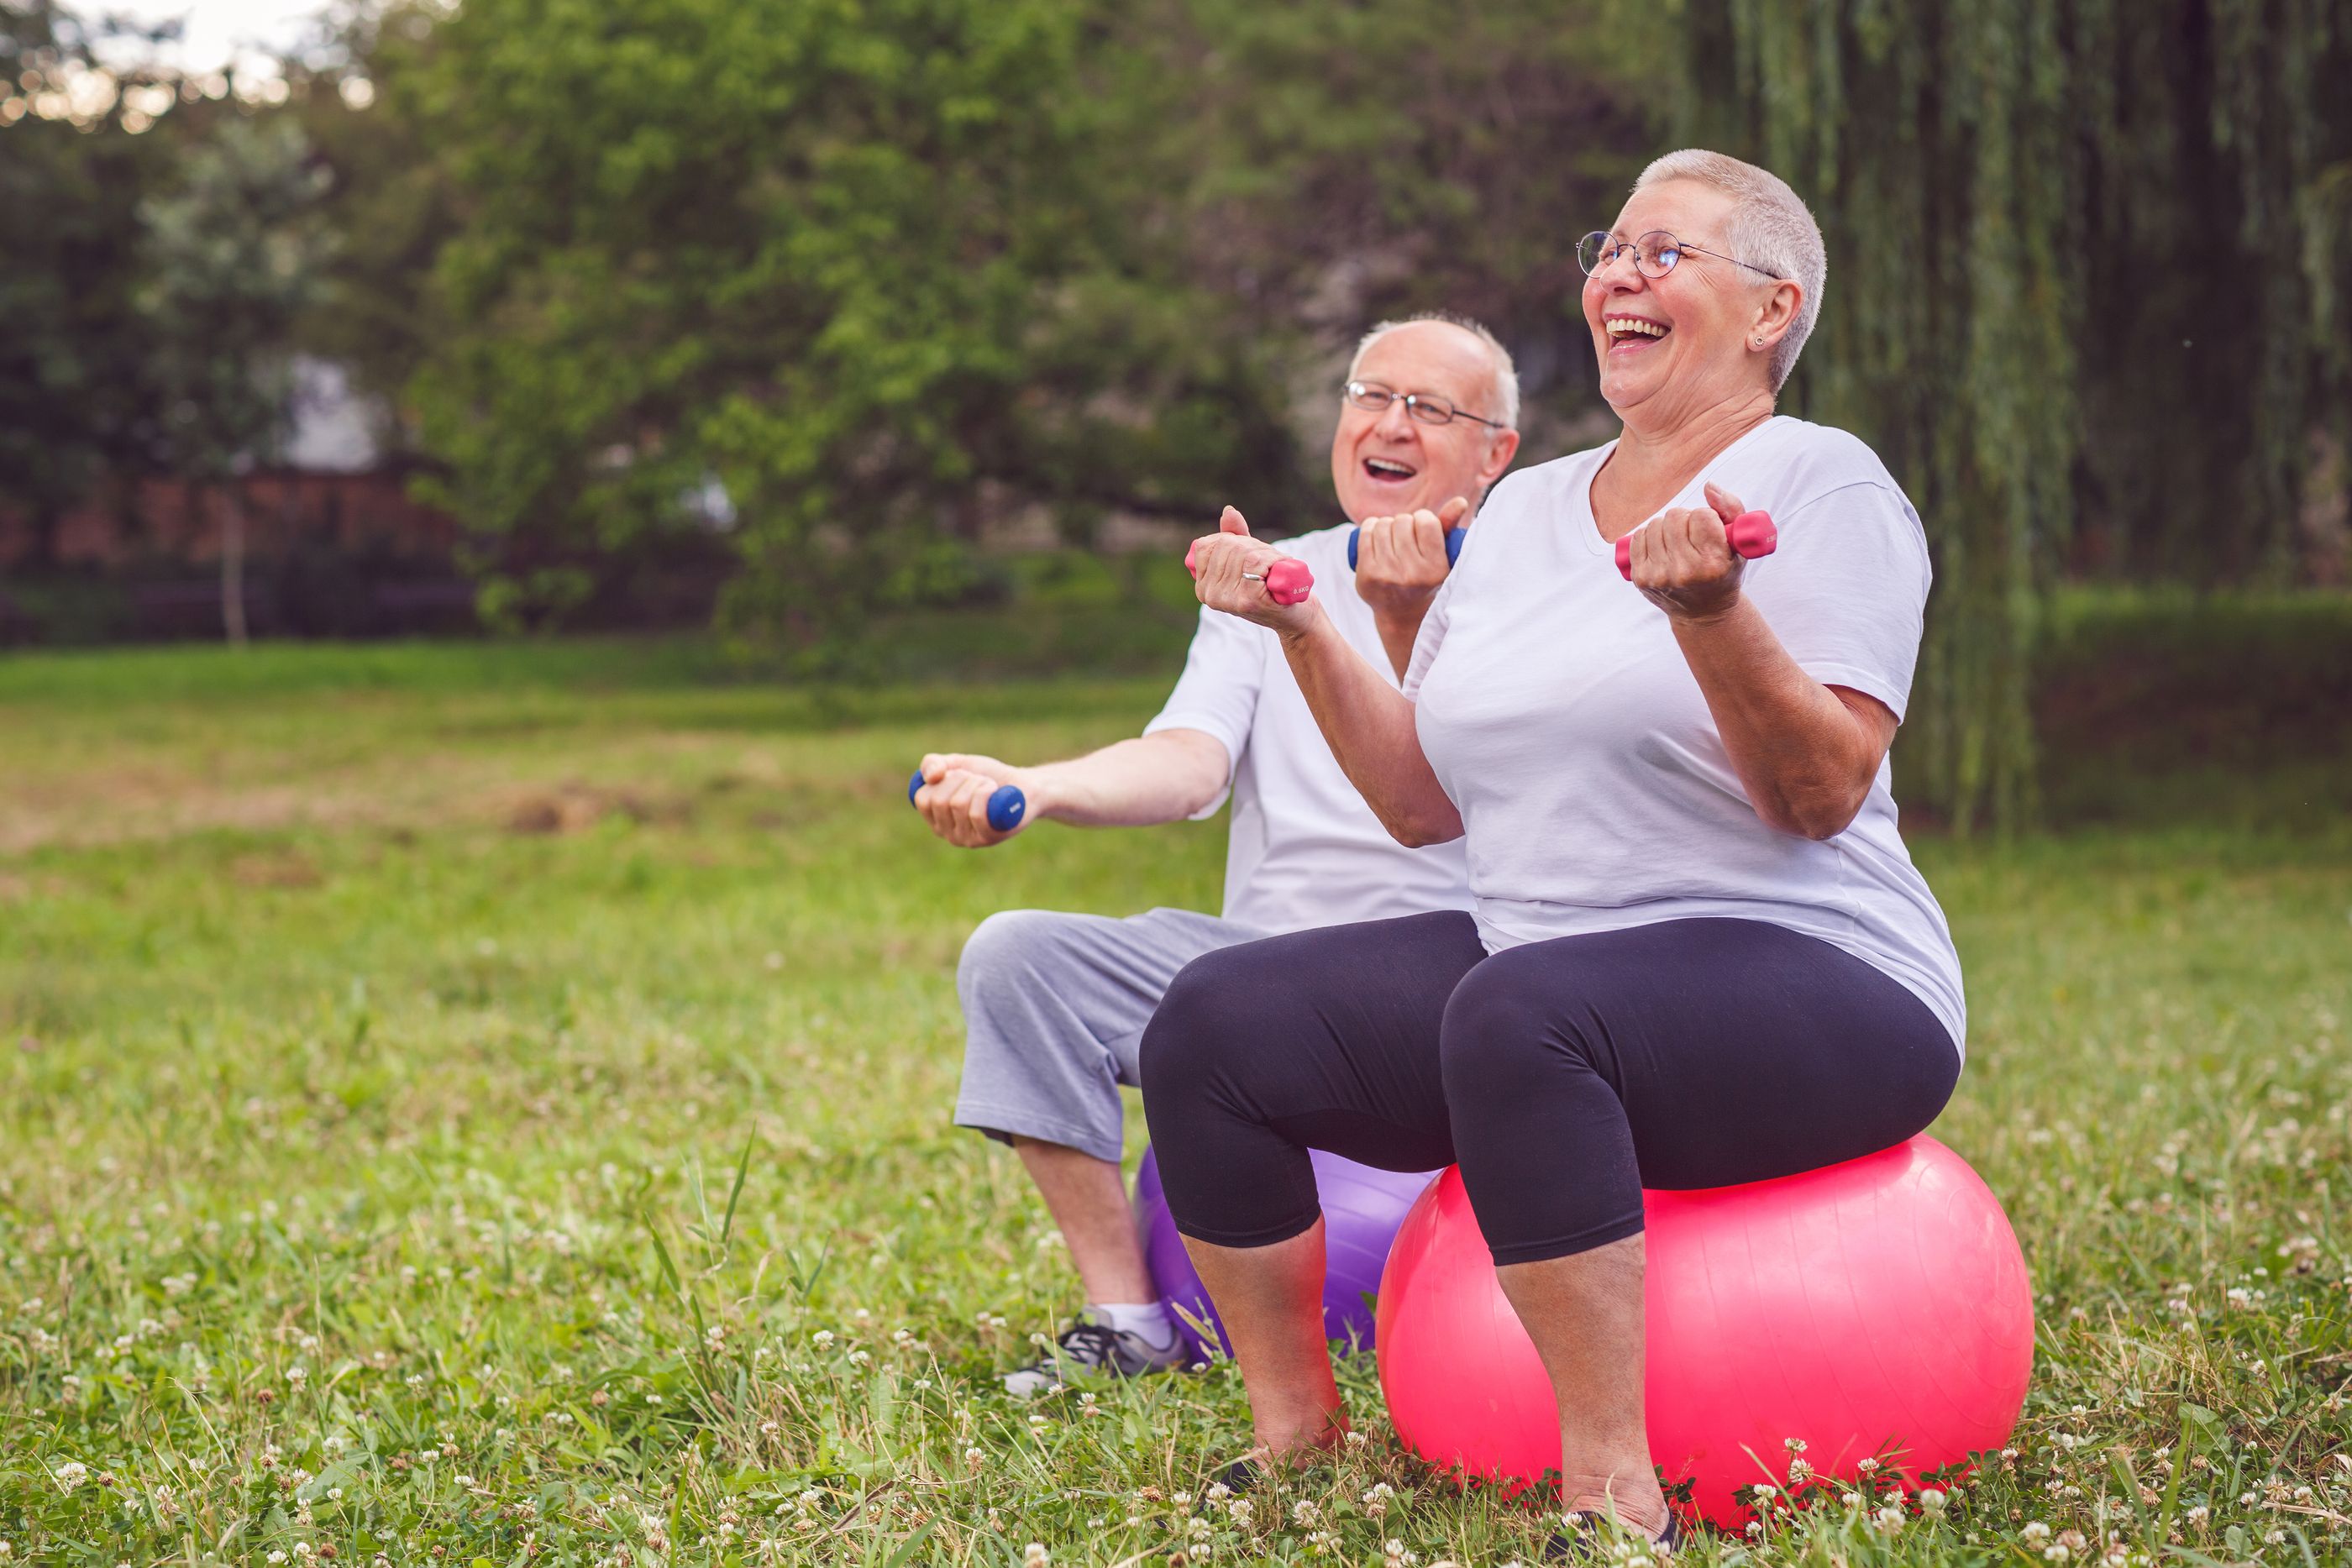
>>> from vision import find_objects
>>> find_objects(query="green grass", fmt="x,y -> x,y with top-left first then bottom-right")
2,637 -> 2349,1567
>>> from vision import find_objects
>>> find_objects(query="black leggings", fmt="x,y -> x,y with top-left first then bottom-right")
1139,915 -> 1960,1266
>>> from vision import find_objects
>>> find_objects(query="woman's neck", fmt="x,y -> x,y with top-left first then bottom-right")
1609,390 -> 1768,493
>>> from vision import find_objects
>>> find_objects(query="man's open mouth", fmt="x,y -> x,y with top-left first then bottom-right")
1363,456 -> 1418,482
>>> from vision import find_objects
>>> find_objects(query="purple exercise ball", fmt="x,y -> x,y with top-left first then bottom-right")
1133,1144 -> 1437,1360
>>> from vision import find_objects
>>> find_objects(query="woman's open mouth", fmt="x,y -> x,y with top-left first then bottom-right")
1604,314 -> 1671,354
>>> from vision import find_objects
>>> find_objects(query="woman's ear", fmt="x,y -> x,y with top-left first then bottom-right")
1752,279 -> 1803,349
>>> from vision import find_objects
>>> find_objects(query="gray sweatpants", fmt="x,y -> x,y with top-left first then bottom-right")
954,907 -> 1269,1162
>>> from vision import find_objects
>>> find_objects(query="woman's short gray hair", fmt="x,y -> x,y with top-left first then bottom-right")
1632,149 -> 1826,392
1348,312 -> 1520,430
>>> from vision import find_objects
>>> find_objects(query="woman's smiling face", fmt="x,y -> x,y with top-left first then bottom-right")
1582,180 -> 1785,423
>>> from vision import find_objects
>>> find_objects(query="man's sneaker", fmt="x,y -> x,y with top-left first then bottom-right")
1001,1314 -> 1185,1397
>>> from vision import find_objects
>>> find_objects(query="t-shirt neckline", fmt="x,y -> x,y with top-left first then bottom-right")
1572,415 -> 1787,558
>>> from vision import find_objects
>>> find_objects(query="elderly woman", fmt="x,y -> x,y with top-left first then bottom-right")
1147,149 -> 1966,1544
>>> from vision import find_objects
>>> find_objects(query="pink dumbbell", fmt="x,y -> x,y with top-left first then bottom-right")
1615,510 -> 1777,579
1186,538 -> 1315,606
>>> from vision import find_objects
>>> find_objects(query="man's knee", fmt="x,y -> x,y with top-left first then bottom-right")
957,908 -> 1085,1004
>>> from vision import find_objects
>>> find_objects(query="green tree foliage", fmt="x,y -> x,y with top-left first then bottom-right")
138,114 -> 333,642
1671,0 -> 2352,832
385,0 -> 1654,653
0,2 -> 173,564
391,0 -> 1276,649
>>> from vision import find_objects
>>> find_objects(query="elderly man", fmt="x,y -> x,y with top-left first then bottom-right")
911,313 -> 1520,1393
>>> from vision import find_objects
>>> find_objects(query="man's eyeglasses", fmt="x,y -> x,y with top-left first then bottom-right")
1343,380 -> 1509,430
1576,229 -> 1782,282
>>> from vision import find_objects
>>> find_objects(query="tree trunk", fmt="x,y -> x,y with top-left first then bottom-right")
219,483 -> 249,648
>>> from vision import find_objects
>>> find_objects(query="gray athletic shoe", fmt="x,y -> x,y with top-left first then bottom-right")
1001,1314 -> 1185,1398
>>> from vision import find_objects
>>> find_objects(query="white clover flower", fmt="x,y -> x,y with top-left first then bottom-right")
1877,1506 -> 1905,1532
1023,1545 -> 1048,1568
2023,1522 -> 2052,1544
811,1330 -> 834,1348
1345,1430 -> 1368,1447
55,1460 -> 89,1493
2185,1505 -> 2209,1525
455,1475 -> 475,1488
1751,1482 -> 1777,1500
1783,1437 -> 1808,1453
1856,1456 -> 1880,1473
2044,1547 -> 2070,1563
1919,1488 -> 1947,1511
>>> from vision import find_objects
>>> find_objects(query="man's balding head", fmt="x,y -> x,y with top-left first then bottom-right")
1332,316 -> 1520,525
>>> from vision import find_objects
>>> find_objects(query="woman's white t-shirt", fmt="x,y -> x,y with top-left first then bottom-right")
1403,416 -> 1966,1053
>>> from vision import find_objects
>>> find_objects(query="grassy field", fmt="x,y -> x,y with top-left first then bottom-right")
2,636 -> 2350,1567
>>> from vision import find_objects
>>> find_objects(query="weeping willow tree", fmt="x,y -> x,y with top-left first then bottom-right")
1666,0 -> 2352,833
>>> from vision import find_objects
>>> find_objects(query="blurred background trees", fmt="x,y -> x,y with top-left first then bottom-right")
1,0 -> 2348,826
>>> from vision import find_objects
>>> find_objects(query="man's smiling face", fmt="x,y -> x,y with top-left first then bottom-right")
1330,321 -> 1515,524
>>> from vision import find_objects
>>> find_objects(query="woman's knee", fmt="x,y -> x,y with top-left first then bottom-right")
1137,943 -> 1269,1104
1437,947 -> 1585,1110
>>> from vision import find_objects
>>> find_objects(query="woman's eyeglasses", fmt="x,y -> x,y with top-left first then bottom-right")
1576,229 -> 1782,282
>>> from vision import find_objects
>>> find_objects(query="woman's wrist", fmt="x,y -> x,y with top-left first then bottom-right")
1275,600 -> 1337,653
1662,587 -> 1747,631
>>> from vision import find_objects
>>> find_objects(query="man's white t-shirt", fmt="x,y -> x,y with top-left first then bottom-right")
1147,522 -> 1475,934
1403,417 -> 1967,1052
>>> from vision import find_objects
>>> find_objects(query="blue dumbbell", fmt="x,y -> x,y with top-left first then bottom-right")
909,769 -> 1027,834
1347,527 -> 1465,570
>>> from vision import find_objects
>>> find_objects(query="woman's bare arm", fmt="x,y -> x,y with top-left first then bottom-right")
1626,481 -> 1894,840
1190,507 -> 1463,846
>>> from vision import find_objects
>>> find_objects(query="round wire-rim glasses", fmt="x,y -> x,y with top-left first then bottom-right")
1576,229 -> 1784,282
1342,380 -> 1509,431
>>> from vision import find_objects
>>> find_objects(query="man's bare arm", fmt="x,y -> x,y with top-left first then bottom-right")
912,729 -> 1230,847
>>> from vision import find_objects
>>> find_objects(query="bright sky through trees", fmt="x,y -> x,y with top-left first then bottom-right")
88,0 -> 329,81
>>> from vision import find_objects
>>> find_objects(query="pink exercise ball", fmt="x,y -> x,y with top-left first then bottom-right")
1374,1136 -> 2034,1529
1135,1144 -> 1436,1361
